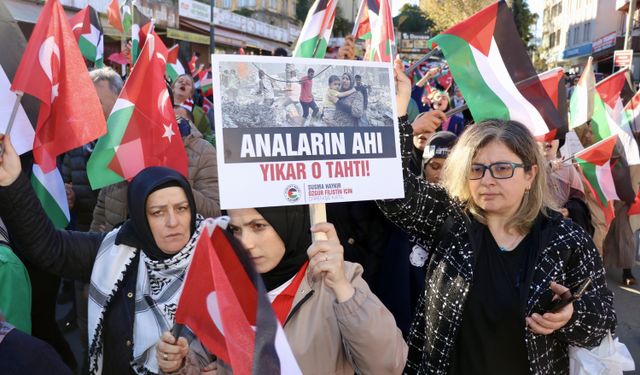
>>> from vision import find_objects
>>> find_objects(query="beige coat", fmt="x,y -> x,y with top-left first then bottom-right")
90,127 -> 220,232
168,262 -> 408,375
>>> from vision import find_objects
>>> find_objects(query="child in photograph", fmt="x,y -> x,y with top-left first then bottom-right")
323,75 -> 356,121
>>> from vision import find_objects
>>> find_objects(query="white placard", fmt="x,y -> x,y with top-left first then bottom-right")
212,55 -> 402,209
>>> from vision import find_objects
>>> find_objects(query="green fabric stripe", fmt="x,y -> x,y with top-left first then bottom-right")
591,94 -> 613,143
166,65 -> 179,82
294,36 -> 327,58
78,36 -> 98,62
31,175 -> 68,229
429,34 -> 509,121
87,105 -> 134,189
577,159 -> 608,205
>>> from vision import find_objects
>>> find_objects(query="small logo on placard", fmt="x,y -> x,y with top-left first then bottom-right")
285,184 -> 301,202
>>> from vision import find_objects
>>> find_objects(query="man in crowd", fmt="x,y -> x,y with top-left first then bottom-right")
300,68 -> 319,121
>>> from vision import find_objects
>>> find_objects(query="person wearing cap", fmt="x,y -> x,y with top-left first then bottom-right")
421,131 -> 458,184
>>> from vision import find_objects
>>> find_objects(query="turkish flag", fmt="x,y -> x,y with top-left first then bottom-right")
107,32 -> 188,180
106,0 -> 123,33
11,0 -> 105,173
175,220 -> 301,375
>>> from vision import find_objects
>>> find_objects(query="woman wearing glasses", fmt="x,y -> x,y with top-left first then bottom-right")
379,60 -> 616,375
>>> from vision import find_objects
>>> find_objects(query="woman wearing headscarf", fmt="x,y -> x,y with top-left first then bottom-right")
161,205 -> 407,374
0,135 -> 214,375
334,73 -> 368,127
378,59 -> 615,374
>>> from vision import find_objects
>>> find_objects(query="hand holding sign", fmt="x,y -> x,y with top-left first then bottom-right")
394,57 -> 411,117
307,222 -> 355,303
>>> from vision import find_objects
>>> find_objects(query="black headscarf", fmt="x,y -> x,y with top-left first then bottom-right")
340,72 -> 355,92
115,166 -> 196,261
256,205 -> 312,291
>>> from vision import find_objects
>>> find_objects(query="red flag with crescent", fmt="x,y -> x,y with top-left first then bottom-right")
11,0 -> 105,173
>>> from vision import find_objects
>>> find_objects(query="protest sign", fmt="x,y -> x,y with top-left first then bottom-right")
212,55 -> 402,208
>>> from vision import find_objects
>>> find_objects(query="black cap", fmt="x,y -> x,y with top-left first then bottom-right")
423,131 -> 458,161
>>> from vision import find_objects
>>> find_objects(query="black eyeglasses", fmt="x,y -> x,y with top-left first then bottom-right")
468,162 -> 527,180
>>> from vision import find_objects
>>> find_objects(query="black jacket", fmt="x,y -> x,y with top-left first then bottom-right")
377,119 -> 617,375
0,173 -> 138,374
62,145 -> 100,231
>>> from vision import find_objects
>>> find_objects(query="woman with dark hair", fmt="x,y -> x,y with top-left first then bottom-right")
379,59 -> 616,374
161,205 -> 408,374
334,73 -> 367,127
0,135 -> 215,375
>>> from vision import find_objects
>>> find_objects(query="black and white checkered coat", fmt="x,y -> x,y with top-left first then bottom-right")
377,119 -> 616,375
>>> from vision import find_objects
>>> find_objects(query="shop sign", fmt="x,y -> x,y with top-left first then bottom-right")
179,0 -> 210,23
614,49 -> 634,68
592,32 -> 617,53
213,7 -> 292,43
563,43 -> 592,59
167,28 -> 209,45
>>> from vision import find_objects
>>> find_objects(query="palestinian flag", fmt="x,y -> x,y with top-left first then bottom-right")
31,164 -> 70,229
571,62 -> 640,163
166,44 -> 186,82
596,68 -> 640,165
69,5 -> 104,67
428,1 -> 564,139
293,0 -> 337,58
569,57 -> 596,130
131,5 -> 151,65
200,69 -> 213,98
106,0 -> 123,33
576,135 -> 640,226
367,0 -> 394,62
517,67 -> 568,138
121,0 -> 132,34
622,90 -> 640,143
87,32 -> 188,190
352,0 -> 374,40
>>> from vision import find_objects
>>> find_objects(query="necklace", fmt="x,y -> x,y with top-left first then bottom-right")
497,234 -> 525,252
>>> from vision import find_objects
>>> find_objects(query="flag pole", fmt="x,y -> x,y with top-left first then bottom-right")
2,92 -> 23,137
0,92 -> 23,155
309,203 -> 327,241
404,47 -> 439,76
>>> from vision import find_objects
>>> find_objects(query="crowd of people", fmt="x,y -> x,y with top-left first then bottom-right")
0,40 -> 632,375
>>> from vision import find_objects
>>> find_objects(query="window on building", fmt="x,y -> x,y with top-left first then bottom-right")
583,22 -> 591,42
567,29 -> 572,46
270,0 -> 277,10
222,0 -> 231,8
549,32 -> 556,48
574,25 -> 580,44
557,2 -> 562,14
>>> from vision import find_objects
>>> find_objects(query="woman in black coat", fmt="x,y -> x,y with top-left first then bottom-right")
378,59 -> 616,374
0,137 -> 212,375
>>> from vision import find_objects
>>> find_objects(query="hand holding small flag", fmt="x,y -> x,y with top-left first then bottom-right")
0,135 -> 21,187
156,331 -> 189,373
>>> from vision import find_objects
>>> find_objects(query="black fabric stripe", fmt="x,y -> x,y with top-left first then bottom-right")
89,5 -> 103,33
367,0 -> 380,14
314,0 -> 330,13
612,138 -> 636,205
493,1 -> 567,138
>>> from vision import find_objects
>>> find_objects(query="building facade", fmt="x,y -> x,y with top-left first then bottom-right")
541,0 -> 626,75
